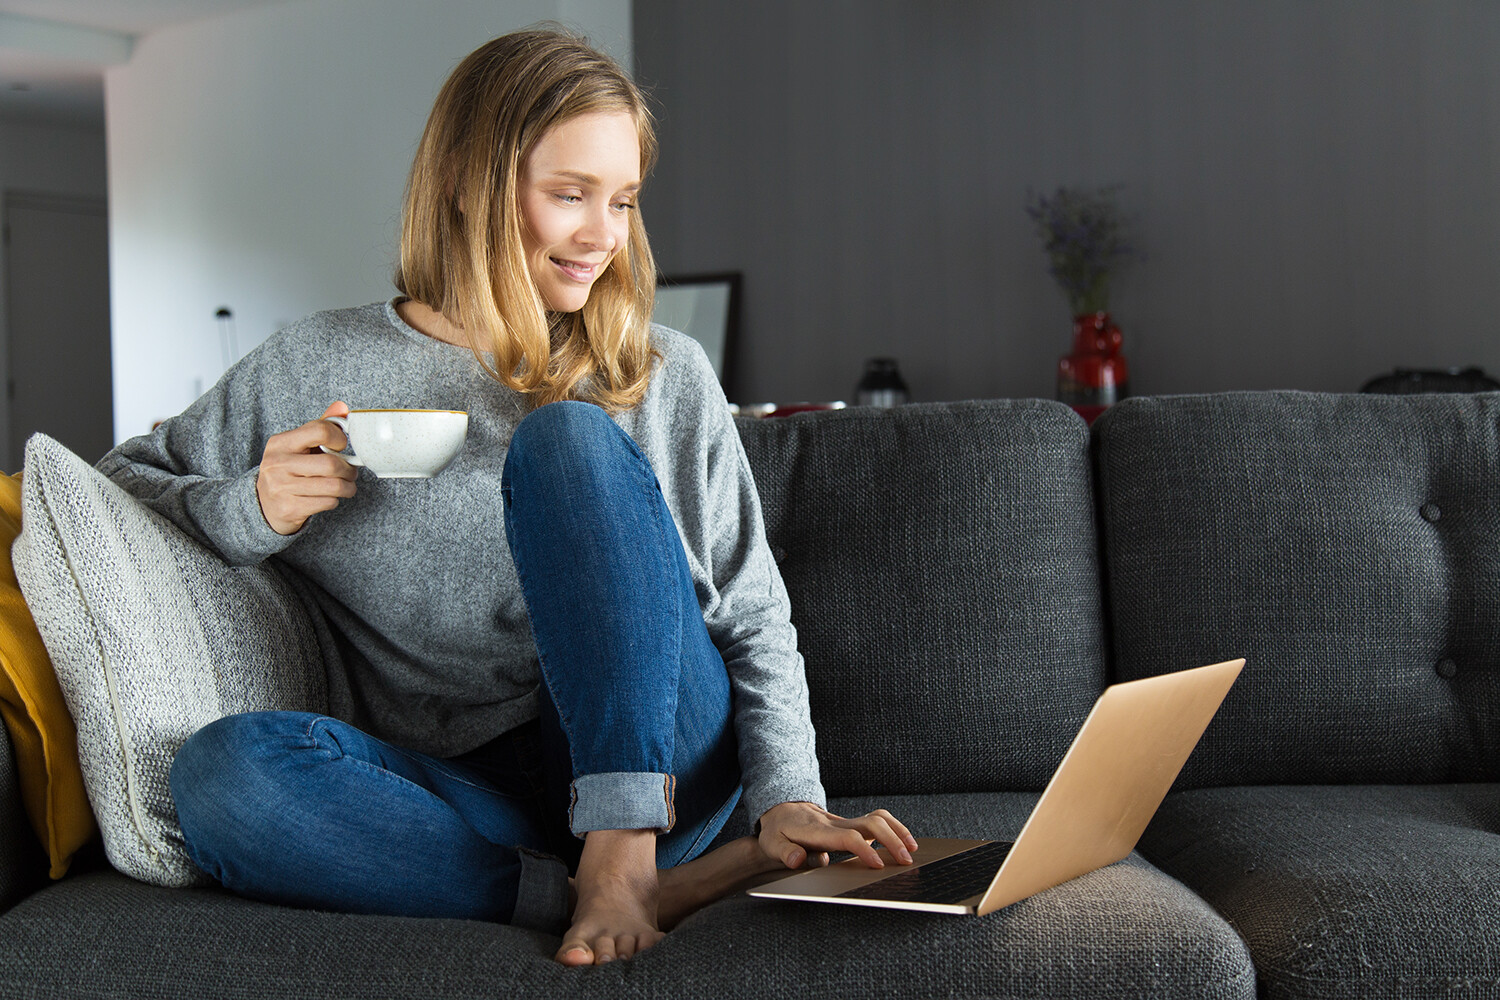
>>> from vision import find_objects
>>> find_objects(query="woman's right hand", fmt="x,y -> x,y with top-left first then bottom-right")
757,801 -> 918,870
255,401 -> 359,536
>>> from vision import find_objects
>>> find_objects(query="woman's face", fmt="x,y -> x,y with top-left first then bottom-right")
518,110 -> 641,313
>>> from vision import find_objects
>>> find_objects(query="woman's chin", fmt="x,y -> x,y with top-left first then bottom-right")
541,290 -> 590,314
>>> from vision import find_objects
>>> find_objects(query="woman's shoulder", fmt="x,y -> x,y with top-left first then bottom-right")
239,301 -> 410,370
646,324 -> 719,394
623,324 -> 735,449
272,302 -> 398,347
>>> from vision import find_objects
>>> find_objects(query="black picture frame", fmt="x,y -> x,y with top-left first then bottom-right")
653,271 -> 742,390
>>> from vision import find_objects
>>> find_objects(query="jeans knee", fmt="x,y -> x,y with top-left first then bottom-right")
518,399 -> 611,435
511,402 -> 613,461
169,711 -> 313,858
503,401 -> 645,500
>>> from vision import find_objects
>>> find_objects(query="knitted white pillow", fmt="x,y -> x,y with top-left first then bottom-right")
12,434 -> 326,887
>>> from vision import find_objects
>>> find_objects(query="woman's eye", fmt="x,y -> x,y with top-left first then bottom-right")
555,193 -> 583,204
613,201 -> 636,213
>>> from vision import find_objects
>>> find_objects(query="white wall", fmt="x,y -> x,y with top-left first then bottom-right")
0,118 -> 108,467
106,0 -> 632,441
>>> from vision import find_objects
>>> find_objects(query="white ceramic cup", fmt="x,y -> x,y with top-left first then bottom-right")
319,409 -> 468,479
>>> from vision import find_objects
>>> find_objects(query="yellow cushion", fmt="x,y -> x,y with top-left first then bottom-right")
0,470 -> 96,878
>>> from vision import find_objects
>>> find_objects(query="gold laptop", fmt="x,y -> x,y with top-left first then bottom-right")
748,658 -> 1243,916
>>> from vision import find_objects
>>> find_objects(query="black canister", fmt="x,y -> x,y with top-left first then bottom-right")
855,357 -> 909,407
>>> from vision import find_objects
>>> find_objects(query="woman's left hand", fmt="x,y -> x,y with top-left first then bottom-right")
757,801 -> 919,870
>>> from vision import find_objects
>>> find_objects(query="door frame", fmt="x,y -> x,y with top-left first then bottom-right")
1,189 -> 111,470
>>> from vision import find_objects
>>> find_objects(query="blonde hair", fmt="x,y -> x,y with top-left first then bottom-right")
395,26 -> 659,412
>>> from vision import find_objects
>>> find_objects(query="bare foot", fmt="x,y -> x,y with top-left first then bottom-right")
657,836 -> 788,930
556,834 -> 794,964
556,829 -> 663,966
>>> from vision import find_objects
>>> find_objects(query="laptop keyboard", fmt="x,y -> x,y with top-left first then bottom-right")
836,840 -> 1014,905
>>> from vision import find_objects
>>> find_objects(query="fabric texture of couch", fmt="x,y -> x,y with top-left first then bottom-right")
1095,391 -> 1500,998
0,391 -> 1495,999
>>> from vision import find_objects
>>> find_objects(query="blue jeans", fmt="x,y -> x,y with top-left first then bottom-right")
169,402 -> 743,933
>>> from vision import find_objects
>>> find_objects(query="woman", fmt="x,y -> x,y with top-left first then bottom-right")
100,26 -> 915,966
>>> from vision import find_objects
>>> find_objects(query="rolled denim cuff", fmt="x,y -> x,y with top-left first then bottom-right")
569,771 -> 676,837
509,848 -> 570,936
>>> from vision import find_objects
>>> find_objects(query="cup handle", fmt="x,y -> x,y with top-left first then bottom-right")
318,415 -> 364,467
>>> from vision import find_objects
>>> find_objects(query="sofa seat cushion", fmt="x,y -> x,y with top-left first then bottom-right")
736,401 -> 1107,797
0,792 -> 1254,1000
1139,783 -> 1500,1000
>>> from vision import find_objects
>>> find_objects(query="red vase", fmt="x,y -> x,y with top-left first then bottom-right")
1057,312 -> 1129,425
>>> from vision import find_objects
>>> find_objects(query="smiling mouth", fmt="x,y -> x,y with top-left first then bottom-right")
551,257 -> 601,282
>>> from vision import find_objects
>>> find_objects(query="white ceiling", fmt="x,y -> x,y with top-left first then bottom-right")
0,0 -> 287,126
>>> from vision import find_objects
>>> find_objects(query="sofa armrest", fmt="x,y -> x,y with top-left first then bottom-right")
0,720 -> 44,912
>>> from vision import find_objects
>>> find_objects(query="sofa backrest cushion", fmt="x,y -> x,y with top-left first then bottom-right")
735,401 -> 1106,795
1095,391 -> 1500,787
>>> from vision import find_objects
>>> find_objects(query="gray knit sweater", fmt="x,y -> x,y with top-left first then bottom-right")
98,299 -> 826,823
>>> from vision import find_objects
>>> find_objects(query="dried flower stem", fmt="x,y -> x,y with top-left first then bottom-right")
1026,185 -> 1139,316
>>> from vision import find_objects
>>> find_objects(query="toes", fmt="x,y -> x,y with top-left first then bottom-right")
556,941 -> 594,966
623,931 -> 665,957
558,930 -> 667,965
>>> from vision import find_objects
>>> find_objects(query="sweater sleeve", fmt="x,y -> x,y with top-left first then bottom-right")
96,339 -> 302,568
642,332 -> 827,824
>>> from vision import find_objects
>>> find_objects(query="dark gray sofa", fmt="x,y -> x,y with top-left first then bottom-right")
0,391 -> 1495,999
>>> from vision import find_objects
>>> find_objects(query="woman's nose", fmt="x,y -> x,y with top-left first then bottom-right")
576,204 -> 620,251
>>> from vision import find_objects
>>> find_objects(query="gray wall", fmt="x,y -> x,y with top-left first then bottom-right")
634,0 -> 1500,406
